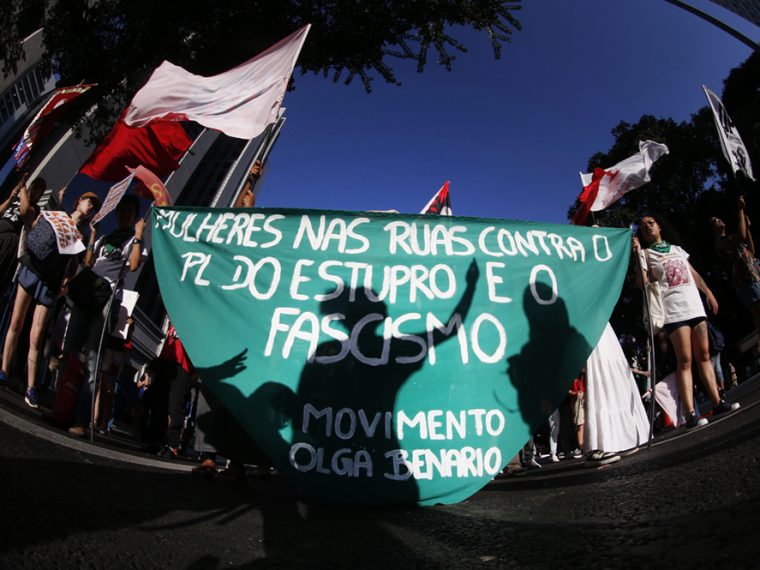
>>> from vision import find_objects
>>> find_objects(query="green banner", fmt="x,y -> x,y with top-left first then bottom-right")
152,207 -> 630,506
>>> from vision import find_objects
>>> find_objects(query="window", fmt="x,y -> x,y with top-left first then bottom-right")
0,97 -> 9,122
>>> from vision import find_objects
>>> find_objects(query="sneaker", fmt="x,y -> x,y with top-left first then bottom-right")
685,413 -> 708,429
24,387 -> 39,409
572,448 -> 583,459
157,445 -> 179,459
527,457 -> 542,469
550,453 -> 560,463
557,451 -> 565,460
0,370 -> 7,386
713,400 -> 740,416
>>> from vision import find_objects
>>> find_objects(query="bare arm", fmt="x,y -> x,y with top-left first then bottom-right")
16,174 -> 38,228
690,264 -> 718,314
632,237 -> 647,290
127,219 -> 145,272
234,160 -> 262,208
83,223 -> 97,267
0,181 -> 20,216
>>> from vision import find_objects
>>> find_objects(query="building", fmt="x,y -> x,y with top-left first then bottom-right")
1,29 -> 285,387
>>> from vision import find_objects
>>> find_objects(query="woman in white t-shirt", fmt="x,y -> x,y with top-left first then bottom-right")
633,215 -> 739,429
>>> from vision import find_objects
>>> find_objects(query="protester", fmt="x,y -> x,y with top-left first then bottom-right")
0,174 -> 47,297
93,316 -> 134,434
192,160 -> 271,482
65,194 -> 145,436
0,190 -> 100,408
634,214 -> 739,428
139,357 -> 176,452
568,371 -> 585,458
712,195 -> 760,337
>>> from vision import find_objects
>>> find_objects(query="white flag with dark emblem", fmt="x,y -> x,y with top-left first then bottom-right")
703,85 -> 754,181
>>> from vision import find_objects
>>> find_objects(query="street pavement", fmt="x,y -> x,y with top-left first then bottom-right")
1,380 -> 759,569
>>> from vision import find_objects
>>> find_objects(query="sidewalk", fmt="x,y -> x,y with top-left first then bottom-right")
500,371 -> 760,481
0,378 -> 196,472
1,368 -> 759,482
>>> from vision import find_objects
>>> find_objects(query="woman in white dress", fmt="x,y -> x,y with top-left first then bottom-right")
584,322 -> 650,454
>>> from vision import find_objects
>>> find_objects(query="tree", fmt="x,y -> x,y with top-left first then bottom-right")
0,0 -> 522,139
566,113 -> 730,339
567,52 -> 760,345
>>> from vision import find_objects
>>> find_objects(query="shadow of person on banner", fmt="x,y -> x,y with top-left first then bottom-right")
273,259 -> 480,506
506,282 -> 591,436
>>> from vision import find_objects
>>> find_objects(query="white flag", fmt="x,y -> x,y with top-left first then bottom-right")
580,140 -> 669,213
124,25 -> 310,140
702,85 -> 754,181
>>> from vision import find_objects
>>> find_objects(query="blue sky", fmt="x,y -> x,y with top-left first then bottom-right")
257,0 -> 756,224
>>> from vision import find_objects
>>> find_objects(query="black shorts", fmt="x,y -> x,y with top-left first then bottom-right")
663,316 -> 706,335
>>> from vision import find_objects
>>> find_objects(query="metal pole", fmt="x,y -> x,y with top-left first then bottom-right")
635,248 -> 659,448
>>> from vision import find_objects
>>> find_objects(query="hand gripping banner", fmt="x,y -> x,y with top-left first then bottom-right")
152,207 -> 631,506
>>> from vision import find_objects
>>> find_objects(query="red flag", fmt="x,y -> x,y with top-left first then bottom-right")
80,116 -> 192,182
571,168 -> 605,226
14,84 -> 95,168
128,165 -> 172,206
420,181 -> 452,215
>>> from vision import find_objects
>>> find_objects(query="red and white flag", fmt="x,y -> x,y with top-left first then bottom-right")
14,84 -> 94,168
80,115 -> 192,182
128,165 -> 171,207
573,140 -> 669,225
420,181 -> 452,215
703,85 -> 754,181
124,25 -> 310,140
91,173 -> 135,225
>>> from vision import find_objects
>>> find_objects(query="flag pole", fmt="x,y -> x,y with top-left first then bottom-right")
632,234 -> 658,448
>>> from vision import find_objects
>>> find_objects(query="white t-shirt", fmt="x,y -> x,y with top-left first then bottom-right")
640,245 -> 705,324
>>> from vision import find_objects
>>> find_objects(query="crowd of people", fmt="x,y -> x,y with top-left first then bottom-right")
520,199 -> 754,469
0,166 -> 752,481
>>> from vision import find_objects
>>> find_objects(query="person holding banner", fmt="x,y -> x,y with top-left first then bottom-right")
634,215 -> 738,429
0,174 -> 47,297
712,195 -> 760,337
0,191 -> 101,408
64,194 -> 145,437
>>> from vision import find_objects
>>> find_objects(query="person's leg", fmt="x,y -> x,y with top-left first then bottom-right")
72,309 -> 105,428
669,326 -> 697,415
691,321 -> 721,406
1,285 -> 32,376
549,409 -> 559,458
26,303 -> 51,390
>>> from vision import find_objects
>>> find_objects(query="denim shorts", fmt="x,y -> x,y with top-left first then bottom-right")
17,265 -> 56,308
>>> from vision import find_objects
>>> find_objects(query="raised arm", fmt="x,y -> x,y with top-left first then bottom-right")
427,259 -> 479,348
128,218 -> 145,272
234,160 -> 262,208
0,189 -> 18,219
